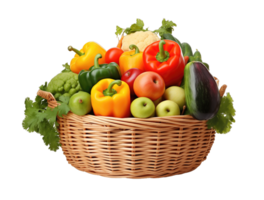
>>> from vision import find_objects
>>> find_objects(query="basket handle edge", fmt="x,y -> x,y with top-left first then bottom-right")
37,90 -> 56,103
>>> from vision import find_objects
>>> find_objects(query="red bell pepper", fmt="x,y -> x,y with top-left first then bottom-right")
105,47 -> 124,65
143,40 -> 185,87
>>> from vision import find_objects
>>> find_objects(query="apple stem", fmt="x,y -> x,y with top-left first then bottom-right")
181,105 -> 186,115
79,99 -> 83,104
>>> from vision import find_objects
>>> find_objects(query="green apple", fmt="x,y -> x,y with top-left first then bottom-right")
69,91 -> 92,116
156,100 -> 180,117
163,86 -> 185,110
130,97 -> 155,118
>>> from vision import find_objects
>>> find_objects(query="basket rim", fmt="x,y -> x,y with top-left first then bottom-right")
67,111 -> 199,121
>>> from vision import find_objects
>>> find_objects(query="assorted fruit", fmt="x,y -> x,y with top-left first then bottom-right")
22,19 -> 236,151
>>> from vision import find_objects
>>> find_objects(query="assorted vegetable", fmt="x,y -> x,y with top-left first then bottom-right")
105,47 -> 124,65
119,44 -> 144,75
22,18 -> 236,152
121,31 -> 160,52
116,19 -> 177,52
161,33 -> 182,50
47,64 -> 81,100
91,79 -> 131,118
184,62 -> 220,120
143,40 -> 185,87
68,41 -> 106,74
78,54 -> 121,93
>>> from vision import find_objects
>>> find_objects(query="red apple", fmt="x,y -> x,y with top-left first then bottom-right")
121,68 -> 144,96
133,72 -> 165,101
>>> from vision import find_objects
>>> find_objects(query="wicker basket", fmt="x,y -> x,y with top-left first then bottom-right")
36,87 -> 224,179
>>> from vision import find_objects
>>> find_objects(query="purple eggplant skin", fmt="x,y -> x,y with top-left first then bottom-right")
184,61 -> 220,120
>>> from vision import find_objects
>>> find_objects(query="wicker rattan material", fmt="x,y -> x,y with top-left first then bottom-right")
37,90 -> 216,178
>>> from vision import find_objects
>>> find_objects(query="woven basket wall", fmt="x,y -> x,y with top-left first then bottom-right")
38,90 -> 216,178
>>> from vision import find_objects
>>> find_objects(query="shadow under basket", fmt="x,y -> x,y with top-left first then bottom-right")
38,90 -> 216,179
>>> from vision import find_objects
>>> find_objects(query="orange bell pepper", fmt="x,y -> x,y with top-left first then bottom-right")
91,79 -> 131,118
119,44 -> 144,75
68,42 -> 106,74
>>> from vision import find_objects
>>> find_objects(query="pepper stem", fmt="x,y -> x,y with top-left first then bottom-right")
68,46 -> 85,56
103,80 -> 122,97
129,44 -> 140,56
156,40 -> 170,62
93,54 -> 102,69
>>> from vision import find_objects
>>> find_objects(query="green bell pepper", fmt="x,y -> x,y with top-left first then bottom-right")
78,54 -> 121,93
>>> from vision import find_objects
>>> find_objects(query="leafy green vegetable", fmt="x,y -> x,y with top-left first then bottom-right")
115,18 -> 177,39
154,19 -> 177,38
125,16 -> 149,35
22,83 -> 70,151
207,92 -> 236,134
114,16 -> 150,38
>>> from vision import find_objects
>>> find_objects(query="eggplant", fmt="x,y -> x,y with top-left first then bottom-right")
184,62 -> 220,120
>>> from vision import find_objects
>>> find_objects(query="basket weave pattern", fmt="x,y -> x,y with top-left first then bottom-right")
38,90 -> 215,178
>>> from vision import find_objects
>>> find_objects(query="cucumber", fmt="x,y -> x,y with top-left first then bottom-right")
184,62 -> 220,120
181,41 -> 194,57
162,33 -> 183,51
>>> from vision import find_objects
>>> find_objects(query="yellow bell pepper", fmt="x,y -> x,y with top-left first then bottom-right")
68,42 -> 106,74
119,44 -> 145,75
91,79 -> 131,118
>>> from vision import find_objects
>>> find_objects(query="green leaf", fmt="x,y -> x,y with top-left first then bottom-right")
45,107 -> 58,125
57,103 -> 70,118
58,95 -> 70,104
39,119 -> 60,151
207,92 -> 236,134
62,63 -> 71,72
23,113 -> 39,133
23,98 -> 40,132
134,16 -> 145,28
154,18 -> 177,38
115,26 -> 124,36
116,19 -> 147,36
22,82 -> 71,151
39,82 -> 48,91
160,17 -> 178,33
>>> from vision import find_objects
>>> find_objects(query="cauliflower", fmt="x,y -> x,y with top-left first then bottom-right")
121,31 -> 160,52
47,71 -> 81,100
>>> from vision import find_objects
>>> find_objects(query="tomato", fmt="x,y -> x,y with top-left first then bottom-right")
133,72 -> 165,101
105,48 -> 124,65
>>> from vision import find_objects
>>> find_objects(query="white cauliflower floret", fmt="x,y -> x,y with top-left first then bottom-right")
121,31 -> 160,52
